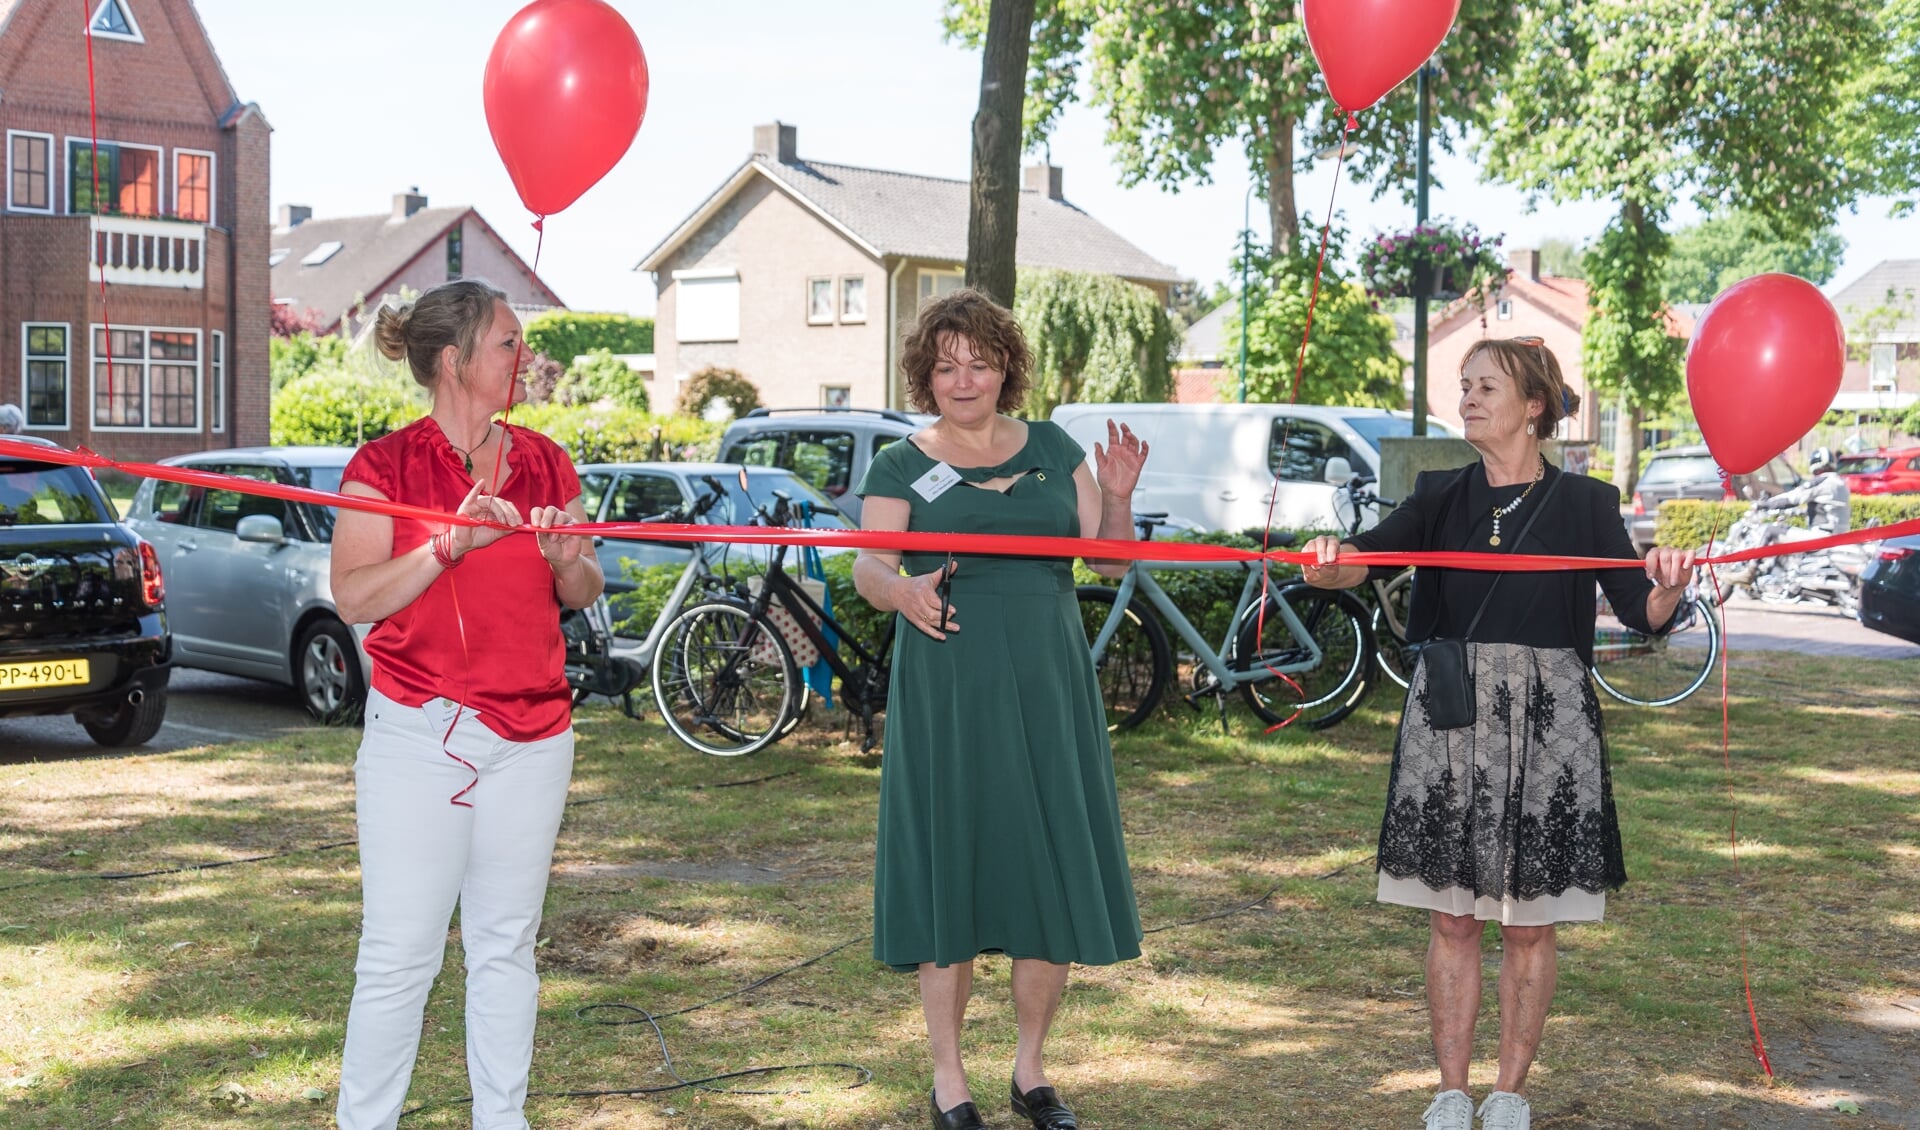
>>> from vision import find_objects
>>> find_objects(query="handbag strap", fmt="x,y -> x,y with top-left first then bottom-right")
1460,464 -> 1563,642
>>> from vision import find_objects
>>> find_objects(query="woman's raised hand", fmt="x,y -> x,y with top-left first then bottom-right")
531,505 -> 582,568
446,480 -> 523,558
895,560 -> 959,641
1300,534 -> 1346,588
1092,420 -> 1149,498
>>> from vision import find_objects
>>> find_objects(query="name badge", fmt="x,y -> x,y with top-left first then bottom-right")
422,696 -> 476,736
910,462 -> 963,503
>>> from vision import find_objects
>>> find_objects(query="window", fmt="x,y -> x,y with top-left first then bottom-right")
1870,343 -> 1897,392
1267,419 -> 1356,483
822,385 -> 851,409
68,140 -> 161,216
268,248 -> 290,267
673,270 -> 740,343
806,277 -> 834,324
840,276 -> 867,323
209,330 -> 225,433
919,269 -> 964,304
197,466 -> 289,534
8,132 -> 53,212
149,479 -> 194,524
90,325 -> 198,430
725,436 -> 782,467
446,226 -> 463,280
1496,299 -> 1513,321
22,324 -> 69,429
300,240 -> 343,266
606,473 -> 685,522
577,471 -> 613,521
787,431 -> 856,496
174,150 -> 213,224
88,0 -> 142,41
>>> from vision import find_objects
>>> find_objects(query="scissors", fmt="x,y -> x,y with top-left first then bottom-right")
936,551 -> 955,641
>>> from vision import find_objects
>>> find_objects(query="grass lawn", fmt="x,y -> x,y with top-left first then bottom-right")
2,651 -> 1916,1128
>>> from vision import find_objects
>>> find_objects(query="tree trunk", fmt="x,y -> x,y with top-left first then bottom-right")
966,0 -> 1036,309
1611,393 -> 1644,495
1263,104 -> 1298,257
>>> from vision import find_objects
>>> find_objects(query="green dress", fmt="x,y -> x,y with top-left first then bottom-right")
857,419 -> 1142,972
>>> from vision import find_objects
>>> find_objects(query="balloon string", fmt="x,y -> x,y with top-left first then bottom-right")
1706,473 -> 1774,1078
1255,110 -> 1355,732
82,2 -> 115,415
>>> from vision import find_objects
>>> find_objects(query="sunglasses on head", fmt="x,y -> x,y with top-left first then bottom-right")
1511,335 -> 1544,346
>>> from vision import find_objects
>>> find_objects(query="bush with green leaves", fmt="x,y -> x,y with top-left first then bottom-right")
1072,531 -> 1316,648
1223,238 -> 1404,408
1014,268 -> 1173,418
676,367 -> 762,420
608,551 -> 892,657
271,332 -> 350,391
508,402 -> 721,464
521,311 -> 654,364
271,367 -> 423,447
557,349 -> 649,411
1656,495 -> 1920,548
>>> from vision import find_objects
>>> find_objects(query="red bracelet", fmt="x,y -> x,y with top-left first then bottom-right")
430,530 -> 463,570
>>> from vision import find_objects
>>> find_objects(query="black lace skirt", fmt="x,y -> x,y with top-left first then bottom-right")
1375,643 -> 1626,925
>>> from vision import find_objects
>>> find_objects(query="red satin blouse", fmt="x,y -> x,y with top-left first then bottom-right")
342,417 -> 582,741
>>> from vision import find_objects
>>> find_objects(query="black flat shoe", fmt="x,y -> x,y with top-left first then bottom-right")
1012,1077 -> 1080,1129
931,1088 -> 987,1130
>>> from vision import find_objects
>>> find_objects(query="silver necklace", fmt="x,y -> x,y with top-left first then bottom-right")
1489,456 -> 1545,547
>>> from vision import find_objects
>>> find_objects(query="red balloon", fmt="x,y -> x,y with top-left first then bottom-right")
1685,274 -> 1845,476
1303,0 -> 1461,113
483,0 -> 649,217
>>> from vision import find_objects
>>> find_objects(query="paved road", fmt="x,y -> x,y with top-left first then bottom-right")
1708,596 -> 1920,661
0,668 -> 328,764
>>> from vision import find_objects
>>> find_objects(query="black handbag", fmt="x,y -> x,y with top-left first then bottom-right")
1416,470 -> 1562,731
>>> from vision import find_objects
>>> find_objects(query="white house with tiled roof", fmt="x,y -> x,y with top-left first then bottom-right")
1828,258 -> 1919,415
635,121 -> 1182,411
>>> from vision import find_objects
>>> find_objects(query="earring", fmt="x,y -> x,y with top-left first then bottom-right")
1526,421 -> 1536,436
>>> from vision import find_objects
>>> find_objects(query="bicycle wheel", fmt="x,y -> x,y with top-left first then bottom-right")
1589,591 -> 1720,707
1076,585 -> 1172,731
651,601 -> 798,756
1232,585 -> 1374,730
1372,568 -> 1417,690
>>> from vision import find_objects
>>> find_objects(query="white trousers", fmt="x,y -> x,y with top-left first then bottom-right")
337,690 -> 574,1130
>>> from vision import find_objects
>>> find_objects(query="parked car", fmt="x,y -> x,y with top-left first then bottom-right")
1836,446 -> 1920,495
1858,532 -> 1920,645
125,447 -> 371,724
717,407 -> 934,523
0,436 -> 171,746
576,461 -> 853,594
1050,402 -> 1459,533
1628,445 -> 1802,555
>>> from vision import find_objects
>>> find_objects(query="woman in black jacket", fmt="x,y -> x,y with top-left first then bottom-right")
1302,338 -> 1695,1130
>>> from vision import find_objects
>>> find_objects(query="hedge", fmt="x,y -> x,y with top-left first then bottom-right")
507,403 -> 721,464
609,549 -> 892,651
1655,495 -> 1920,548
521,311 -> 654,364
270,369 -> 424,447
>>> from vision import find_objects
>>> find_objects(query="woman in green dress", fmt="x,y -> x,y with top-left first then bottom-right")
853,289 -> 1147,1130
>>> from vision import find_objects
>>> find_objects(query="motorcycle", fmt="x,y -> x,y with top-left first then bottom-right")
1696,503 -> 1779,605
1749,524 -> 1879,617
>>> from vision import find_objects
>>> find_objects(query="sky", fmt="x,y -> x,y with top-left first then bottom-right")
192,0 -> 1918,317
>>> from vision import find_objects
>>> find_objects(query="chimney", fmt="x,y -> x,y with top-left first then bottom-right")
1509,247 -> 1541,283
1024,162 -> 1064,200
392,187 -> 428,221
277,204 -> 312,230
752,122 -> 798,164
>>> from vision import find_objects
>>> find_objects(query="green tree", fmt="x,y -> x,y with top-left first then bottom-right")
520,311 -> 654,365
1014,268 -> 1173,417
675,367 -> 762,421
943,1 -> 1517,256
270,332 -> 349,392
1222,237 -> 1402,408
1479,0 -> 1892,492
557,348 -> 650,411
1537,236 -> 1587,280
271,366 -> 422,447
1663,211 -> 1846,304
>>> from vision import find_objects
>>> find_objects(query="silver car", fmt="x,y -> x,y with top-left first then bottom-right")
125,447 -> 371,723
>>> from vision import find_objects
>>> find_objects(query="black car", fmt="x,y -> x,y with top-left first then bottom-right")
1628,445 -> 1802,554
0,437 -> 171,746
1858,532 -> 1920,646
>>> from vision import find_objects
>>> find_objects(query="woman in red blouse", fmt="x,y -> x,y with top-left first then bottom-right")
329,278 -> 602,1130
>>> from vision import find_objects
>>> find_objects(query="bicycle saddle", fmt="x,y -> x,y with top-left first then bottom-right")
1241,529 -> 1299,548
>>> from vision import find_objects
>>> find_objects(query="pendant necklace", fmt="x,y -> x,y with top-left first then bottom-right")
451,423 -> 493,475
1488,456 -> 1545,547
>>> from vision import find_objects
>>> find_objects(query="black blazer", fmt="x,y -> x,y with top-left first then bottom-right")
1347,461 -> 1667,668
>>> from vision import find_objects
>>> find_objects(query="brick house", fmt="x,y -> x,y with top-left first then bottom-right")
635,121 -> 1181,412
270,190 -> 564,336
1826,258 -> 1919,418
0,0 -> 271,458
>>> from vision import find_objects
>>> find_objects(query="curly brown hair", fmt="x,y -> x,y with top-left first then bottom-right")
899,288 -> 1032,414
1461,336 -> 1582,436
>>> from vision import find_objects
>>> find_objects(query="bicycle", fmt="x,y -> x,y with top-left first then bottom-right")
1080,512 -> 1376,732
1328,473 -> 1722,708
650,482 -> 896,757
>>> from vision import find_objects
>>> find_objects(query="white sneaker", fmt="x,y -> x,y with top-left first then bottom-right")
1477,1090 -> 1531,1130
1422,1089 -> 1473,1130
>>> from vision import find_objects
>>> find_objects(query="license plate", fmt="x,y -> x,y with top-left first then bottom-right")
0,659 -> 91,690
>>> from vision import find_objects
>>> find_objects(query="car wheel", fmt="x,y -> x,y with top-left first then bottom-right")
78,680 -> 169,747
297,619 -> 367,725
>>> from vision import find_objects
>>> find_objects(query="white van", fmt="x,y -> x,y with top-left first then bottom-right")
1050,402 -> 1457,533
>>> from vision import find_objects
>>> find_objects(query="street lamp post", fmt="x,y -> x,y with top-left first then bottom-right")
1411,61 -> 1432,437
1238,180 -> 1255,403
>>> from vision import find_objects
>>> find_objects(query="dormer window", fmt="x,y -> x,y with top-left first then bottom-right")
88,0 -> 142,42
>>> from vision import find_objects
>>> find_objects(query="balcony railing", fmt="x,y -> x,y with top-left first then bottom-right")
89,215 -> 205,290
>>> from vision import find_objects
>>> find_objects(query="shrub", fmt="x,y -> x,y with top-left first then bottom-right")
508,403 -> 721,464
271,367 -> 423,447
676,367 -> 762,420
557,348 -> 649,411
270,332 -> 350,391
1655,495 -> 1920,548
521,311 -> 654,363
1072,530 -> 1313,647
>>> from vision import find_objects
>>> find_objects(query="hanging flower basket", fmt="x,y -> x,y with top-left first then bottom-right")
1360,220 -> 1509,307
